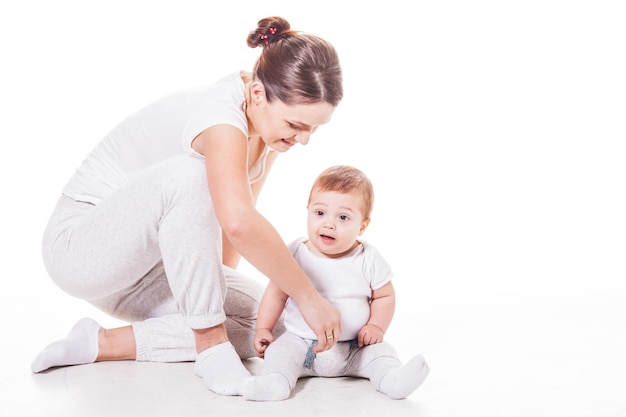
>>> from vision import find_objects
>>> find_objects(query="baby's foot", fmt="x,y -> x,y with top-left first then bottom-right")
242,373 -> 291,401
378,354 -> 430,399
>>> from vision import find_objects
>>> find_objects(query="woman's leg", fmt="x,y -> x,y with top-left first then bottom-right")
31,264 -> 266,370
42,155 -> 229,323
112,265 -> 265,363
31,321 -> 135,373
98,326 -> 136,361
35,155 -> 260,393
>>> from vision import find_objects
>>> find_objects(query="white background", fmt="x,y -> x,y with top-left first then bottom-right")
0,1 -> 625,415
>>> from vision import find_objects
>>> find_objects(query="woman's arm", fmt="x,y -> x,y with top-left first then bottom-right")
358,281 -> 396,347
221,151 -> 278,269
221,230 -> 239,269
193,125 -> 340,352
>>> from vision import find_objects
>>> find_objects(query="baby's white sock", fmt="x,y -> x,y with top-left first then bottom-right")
194,341 -> 251,396
378,354 -> 430,399
31,318 -> 100,373
242,373 -> 291,401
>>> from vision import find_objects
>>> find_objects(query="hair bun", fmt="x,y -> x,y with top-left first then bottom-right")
247,16 -> 292,48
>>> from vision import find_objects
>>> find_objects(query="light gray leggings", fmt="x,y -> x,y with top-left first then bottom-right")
263,331 -> 402,392
42,155 -> 266,362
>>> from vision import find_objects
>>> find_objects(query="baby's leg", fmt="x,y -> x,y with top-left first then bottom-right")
378,354 -> 430,399
349,342 -> 430,399
242,373 -> 291,401
243,332 -> 309,401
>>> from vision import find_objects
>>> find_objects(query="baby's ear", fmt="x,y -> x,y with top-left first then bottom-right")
359,218 -> 371,235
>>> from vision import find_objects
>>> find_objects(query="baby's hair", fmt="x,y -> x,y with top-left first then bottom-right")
247,16 -> 343,107
309,165 -> 374,220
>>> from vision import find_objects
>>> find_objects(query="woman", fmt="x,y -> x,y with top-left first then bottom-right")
31,16 -> 343,396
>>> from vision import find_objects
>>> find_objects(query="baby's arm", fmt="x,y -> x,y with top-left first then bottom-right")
254,281 -> 289,358
358,281 -> 395,347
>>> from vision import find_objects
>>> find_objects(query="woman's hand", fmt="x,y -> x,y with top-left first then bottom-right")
253,328 -> 275,358
358,324 -> 384,347
298,293 -> 342,353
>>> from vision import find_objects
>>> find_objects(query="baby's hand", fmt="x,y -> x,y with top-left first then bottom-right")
254,328 -> 275,358
358,324 -> 384,347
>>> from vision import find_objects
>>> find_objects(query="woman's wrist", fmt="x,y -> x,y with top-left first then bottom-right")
290,280 -> 321,307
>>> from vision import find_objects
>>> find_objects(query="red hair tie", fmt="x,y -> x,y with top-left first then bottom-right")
260,27 -> 277,45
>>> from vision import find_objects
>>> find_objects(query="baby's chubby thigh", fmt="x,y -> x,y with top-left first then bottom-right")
311,341 -> 354,377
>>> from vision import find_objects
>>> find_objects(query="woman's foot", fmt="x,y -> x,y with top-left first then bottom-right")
31,318 -> 100,373
194,341 -> 251,395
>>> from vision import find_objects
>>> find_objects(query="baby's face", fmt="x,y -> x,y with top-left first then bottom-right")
305,189 -> 368,258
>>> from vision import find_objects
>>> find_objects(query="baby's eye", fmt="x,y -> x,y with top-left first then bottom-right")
339,215 -> 349,221
316,210 -> 324,216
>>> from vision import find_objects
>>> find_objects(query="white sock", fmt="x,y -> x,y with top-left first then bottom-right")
378,354 -> 430,399
194,341 -> 251,396
243,373 -> 291,401
31,318 -> 101,373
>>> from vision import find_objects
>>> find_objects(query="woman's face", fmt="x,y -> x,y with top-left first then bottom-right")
248,83 -> 335,152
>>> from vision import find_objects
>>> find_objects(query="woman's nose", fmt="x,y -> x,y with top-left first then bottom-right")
295,130 -> 311,145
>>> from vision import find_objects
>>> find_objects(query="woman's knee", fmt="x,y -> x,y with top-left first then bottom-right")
156,155 -> 209,197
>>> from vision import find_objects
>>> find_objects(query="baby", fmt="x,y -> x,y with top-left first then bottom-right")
243,165 -> 430,401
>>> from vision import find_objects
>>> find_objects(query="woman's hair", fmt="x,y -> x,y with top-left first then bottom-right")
247,16 -> 343,107
308,165 -> 374,220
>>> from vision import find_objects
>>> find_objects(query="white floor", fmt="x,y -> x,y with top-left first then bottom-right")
2,287 -> 624,417
2,2 -> 625,416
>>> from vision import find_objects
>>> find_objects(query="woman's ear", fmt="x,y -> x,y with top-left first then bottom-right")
250,81 -> 266,105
